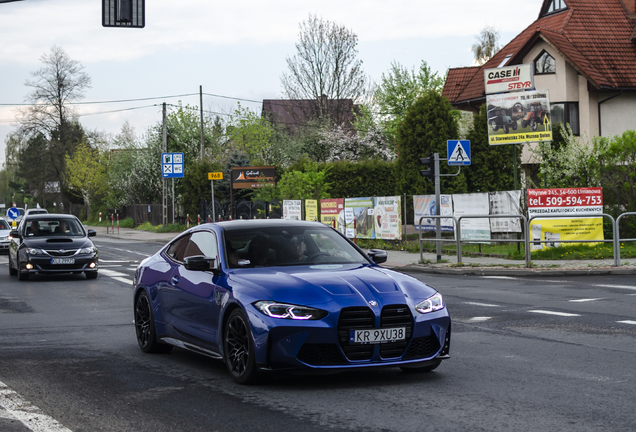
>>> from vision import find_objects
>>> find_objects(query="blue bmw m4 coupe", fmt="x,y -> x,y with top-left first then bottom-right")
133,220 -> 450,384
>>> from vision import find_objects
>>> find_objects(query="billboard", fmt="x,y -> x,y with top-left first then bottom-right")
231,166 -> 276,189
282,200 -> 302,220
484,64 -> 534,94
487,90 -> 552,145
374,196 -> 402,240
345,197 -> 375,239
320,198 -> 345,233
305,199 -> 318,221
413,195 -> 454,232
528,188 -> 604,250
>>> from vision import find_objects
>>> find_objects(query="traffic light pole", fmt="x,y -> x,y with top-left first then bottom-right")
434,153 -> 442,262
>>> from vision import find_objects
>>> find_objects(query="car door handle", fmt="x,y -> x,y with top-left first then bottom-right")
171,276 -> 179,285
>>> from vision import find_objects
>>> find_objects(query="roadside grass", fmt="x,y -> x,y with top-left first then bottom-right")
358,235 -> 636,260
84,217 -> 135,228
135,222 -> 186,233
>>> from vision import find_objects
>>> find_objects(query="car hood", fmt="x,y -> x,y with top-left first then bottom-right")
21,236 -> 93,250
229,264 -> 437,309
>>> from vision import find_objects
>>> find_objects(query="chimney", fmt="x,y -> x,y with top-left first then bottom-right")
624,0 -> 636,16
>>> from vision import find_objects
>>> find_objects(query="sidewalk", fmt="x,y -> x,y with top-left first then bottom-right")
86,225 -> 636,276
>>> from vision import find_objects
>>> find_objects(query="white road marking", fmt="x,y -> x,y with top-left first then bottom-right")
99,269 -> 128,278
98,259 -> 130,263
464,302 -> 500,307
617,320 -> 636,325
112,276 -> 133,285
0,380 -> 72,432
97,246 -> 149,257
467,317 -> 491,322
593,284 -> 636,291
528,310 -> 581,317
482,276 -> 517,280
569,298 -> 604,303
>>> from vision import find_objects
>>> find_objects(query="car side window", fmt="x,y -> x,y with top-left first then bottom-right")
166,235 -> 190,262
183,231 -> 218,260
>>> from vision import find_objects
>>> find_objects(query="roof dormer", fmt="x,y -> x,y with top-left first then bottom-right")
541,0 -> 568,17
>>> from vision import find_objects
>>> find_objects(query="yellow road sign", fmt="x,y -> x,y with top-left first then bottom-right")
208,172 -> 223,180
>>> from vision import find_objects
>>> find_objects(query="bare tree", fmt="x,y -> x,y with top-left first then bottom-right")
17,45 -> 91,139
281,14 -> 367,125
472,26 -> 501,65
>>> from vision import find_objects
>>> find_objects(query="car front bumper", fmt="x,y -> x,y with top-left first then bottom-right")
19,254 -> 98,274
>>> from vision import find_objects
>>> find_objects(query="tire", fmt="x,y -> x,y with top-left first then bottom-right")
490,120 -> 498,132
17,259 -> 29,281
224,309 -> 258,384
8,253 -> 17,276
135,291 -> 173,354
512,121 -> 517,131
521,120 -> 527,128
400,359 -> 442,373
503,123 -> 509,134
530,119 -> 538,132
86,271 -> 98,280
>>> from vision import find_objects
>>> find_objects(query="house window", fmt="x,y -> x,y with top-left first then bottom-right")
550,102 -> 579,135
535,50 -> 556,74
546,0 -> 567,14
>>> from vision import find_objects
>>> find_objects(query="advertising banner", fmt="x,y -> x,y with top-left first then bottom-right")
452,193 -> 491,241
528,188 -> 604,250
320,198 -> 345,233
374,196 -> 402,240
413,195 -> 454,232
345,197 -> 375,239
282,200 -> 302,220
231,166 -> 276,189
484,64 -> 534,94
487,90 -> 552,145
489,190 -> 522,233
305,199 -> 318,221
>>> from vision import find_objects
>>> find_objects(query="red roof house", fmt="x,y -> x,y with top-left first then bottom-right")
443,0 -> 636,139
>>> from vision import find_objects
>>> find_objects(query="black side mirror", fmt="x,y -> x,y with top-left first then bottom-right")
88,229 -> 97,237
9,230 -> 20,240
184,255 -> 220,274
367,249 -> 388,264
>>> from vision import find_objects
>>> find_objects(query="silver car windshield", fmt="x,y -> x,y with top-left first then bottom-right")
224,225 -> 369,268
24,219 -> 86,237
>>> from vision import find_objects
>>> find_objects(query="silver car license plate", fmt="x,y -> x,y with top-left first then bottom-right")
51,258 -> 75,265
350,327 -> 406,344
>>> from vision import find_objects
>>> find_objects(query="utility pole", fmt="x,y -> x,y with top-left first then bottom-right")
433,153 -> 441,262
162,102 -> 168,226
200,85 -> 205,159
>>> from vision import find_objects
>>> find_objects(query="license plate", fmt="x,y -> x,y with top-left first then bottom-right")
350,327 -> 406,344
51,258 -> 75,265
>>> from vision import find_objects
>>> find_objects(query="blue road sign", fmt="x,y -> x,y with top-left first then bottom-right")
7,207 -> 19,219
447,140 -> 471,166
162,152 -> 184,178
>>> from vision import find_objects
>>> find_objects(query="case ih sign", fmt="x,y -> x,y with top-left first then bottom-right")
484,64 -> 534,94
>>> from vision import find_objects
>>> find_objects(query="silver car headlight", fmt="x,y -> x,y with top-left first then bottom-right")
78,246 -> 96,254
26,247 -> 46,255
254,301 -> 328,320
415,293 -> 444,314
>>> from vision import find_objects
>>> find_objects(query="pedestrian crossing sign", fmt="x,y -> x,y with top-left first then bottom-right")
447,140 -> 471,166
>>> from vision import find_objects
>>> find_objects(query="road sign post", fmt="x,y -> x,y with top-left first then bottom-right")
208,172 -> 223,222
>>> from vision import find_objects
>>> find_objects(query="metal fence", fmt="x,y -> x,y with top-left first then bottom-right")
418,212 -> 636,268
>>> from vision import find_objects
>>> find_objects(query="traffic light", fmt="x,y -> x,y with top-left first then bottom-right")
420,153 -> 436,180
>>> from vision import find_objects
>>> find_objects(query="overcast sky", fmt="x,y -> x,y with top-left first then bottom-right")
0,0 -> 545,166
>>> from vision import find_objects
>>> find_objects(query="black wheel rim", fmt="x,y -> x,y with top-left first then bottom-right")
226,315 -> 250,377
135,295 -> 152,347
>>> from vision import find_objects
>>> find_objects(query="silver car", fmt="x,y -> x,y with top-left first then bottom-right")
0,218 -> 11,254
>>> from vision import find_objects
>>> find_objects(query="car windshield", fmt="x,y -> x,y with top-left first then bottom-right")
24,218 -> 85,237
0,219 -> 9,230
224,225 -> 369,268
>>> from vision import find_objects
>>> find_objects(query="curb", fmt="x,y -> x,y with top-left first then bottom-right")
392,265 -> 636,277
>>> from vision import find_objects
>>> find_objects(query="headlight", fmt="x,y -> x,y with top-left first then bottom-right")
254,301 -> 328,320
1,236 -> 9,241
79,246 -> 96,254
26,247 -> 46,255
415,293 -> 444,314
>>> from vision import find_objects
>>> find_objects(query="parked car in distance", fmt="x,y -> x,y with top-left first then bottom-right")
8,214 -> 98,281
0,217 -> 11,254
133,220 -> 451,384
25,208 -> 48,216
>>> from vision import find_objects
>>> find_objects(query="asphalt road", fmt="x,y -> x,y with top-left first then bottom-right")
0,237 -> 635,432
